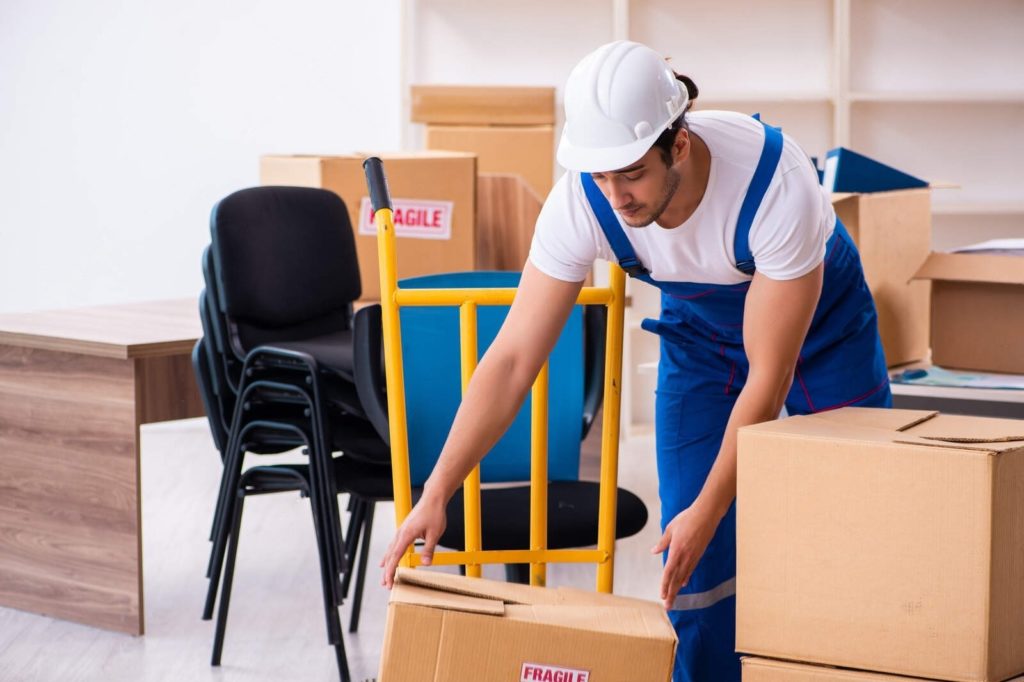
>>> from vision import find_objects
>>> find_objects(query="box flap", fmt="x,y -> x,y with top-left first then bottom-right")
394,568 -> 558,606
410,85 -> 555,125
901,413 -> 1024,452
390,582 -> 505,616
504,604 -> 677,641
805,407 -> 938,432
912,252 -> 1024,285
743,408 -> 1024,456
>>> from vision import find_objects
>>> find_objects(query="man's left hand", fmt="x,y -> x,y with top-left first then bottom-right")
651,505 -> 719,610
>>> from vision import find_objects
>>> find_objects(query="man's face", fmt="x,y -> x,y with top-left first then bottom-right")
589,146 -> 681,228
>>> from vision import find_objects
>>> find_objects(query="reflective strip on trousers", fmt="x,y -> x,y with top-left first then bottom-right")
670,577 -> 736,611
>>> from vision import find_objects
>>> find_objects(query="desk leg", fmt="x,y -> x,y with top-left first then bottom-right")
0,345 -> 143,635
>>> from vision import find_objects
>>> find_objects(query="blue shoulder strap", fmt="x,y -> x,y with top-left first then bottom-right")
734,116 -> 784,275
580,173 -> 650,278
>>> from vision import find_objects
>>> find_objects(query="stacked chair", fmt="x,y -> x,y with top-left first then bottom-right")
194,186 -> 393,682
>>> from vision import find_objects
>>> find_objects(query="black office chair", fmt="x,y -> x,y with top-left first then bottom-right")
197,186 -> 394,679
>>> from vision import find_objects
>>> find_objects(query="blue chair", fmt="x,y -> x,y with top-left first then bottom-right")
354,271 -> 648,584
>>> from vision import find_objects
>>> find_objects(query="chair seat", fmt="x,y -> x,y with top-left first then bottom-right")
430,481 -> 648,551
270,330 -> 355,381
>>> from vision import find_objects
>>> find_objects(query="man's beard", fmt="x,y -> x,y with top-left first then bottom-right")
619,167 -> 682,227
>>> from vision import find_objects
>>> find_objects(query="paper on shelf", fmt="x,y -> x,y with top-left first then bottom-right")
891,365 -> 1024,390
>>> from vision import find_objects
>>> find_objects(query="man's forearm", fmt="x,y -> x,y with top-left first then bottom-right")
693,374 -> 790,522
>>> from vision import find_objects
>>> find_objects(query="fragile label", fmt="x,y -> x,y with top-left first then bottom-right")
520,663 -> 590,682
359,197 -> 453,240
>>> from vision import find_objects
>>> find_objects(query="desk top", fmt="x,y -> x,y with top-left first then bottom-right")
0,298 -> 201,359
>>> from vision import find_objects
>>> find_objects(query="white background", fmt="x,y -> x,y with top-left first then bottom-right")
0,0 -> 402,313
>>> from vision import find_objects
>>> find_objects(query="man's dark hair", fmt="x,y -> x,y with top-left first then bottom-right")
652,72 -> 699,165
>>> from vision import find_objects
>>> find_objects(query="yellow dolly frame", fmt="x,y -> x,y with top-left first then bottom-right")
363,157 -> 627,592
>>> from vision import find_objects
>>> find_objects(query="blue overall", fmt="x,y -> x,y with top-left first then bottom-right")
582,120 -> 892,682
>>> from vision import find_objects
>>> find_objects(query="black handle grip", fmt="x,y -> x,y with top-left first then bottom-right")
362,157 -> 392,213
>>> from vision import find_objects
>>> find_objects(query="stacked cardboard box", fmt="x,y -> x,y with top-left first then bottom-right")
412,85 -> 555,199
736,407 -> 1024,682
742,657 -> 1024,682
913,250 -> 1024,374
260,151 -> 476,301
378,568 -> 677,681
412,85 -> 554,271
831,189 -> 932,367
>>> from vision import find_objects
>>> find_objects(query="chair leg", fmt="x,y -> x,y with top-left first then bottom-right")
340,498 -> 365,601
203,439 -> 245,620
308,483 -> 349,678
348,502 -> 375,633
343,495 -> 362,570
211,489 -> 246,666
334,637 -> 351,682
308,486 -> 343,646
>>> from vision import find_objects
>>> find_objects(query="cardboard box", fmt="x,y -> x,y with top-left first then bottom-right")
411,85 -> 555,125
742,657 -> 1024,682
427,124 -> 554,199
476,173 -> 542,271
912,251 -> 1024,374
737,407 -> 1024,682
379,569 -> 677,682
831,189 -> 931,367
260,152 -> 476,301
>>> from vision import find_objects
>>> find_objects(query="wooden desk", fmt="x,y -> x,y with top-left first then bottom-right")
0,299 -> 202,635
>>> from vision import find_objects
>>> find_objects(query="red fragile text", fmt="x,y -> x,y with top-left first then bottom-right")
520,663 -> 590,682
369,207 -> 442,229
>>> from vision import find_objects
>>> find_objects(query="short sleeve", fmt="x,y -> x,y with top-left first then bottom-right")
747,162 -> 832,281
528,173 -> 601,283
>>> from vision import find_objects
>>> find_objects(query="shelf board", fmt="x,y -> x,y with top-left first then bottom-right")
850,91 -> 1024,104
696,92 -> 833,105
931,201 -> 1024,215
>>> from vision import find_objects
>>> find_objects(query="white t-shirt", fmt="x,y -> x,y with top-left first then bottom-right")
528,110 -> 836,284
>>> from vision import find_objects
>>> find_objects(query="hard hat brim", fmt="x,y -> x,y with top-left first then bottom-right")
556,131 -> 662,174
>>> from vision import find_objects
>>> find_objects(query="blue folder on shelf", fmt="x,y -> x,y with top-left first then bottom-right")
822,147 -> 929,193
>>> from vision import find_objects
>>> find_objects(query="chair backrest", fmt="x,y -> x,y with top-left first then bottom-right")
398,272 -> 585,487
192,336 -> 229,456
209,186 -> 360,355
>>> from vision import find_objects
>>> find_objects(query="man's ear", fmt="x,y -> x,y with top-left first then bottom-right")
672,128 -> 690,165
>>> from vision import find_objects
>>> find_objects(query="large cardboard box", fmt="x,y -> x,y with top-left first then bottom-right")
260,152 -> 476,301
426,124 -> 554,199
742,657 -> 1024,682
411,85 -> 555,126
737,408 -> 1024,682
831,189 -> 931,367
379,569 -> 677,682
476,174 -> 542,271
912,251 -> 1024,374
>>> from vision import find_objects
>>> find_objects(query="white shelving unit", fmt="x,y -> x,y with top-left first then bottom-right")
400,0 -> 1024,434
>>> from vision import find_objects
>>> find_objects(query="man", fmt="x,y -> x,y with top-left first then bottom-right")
381,40 -> 890,681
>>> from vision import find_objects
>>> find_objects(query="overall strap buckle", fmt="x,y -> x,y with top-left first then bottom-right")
735,259 -> 756,276
618,256 -> 650,277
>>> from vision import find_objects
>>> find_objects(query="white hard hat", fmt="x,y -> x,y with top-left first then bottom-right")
557,41 -> 689,173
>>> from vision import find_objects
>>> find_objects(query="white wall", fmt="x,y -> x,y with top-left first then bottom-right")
0,0 -> 401,313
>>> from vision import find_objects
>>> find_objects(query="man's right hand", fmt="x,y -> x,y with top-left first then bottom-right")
379,491 -> 448,589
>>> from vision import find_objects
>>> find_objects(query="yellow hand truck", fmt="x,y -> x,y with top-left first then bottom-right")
362,157 -> 627,592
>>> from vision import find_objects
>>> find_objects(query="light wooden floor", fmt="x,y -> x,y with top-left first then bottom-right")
0,418 -> 663,682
